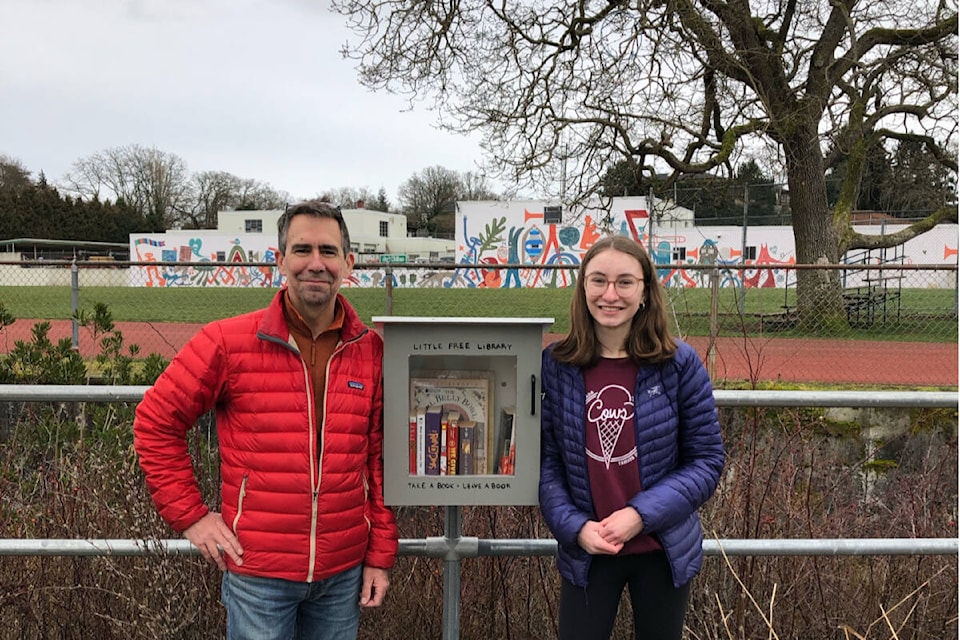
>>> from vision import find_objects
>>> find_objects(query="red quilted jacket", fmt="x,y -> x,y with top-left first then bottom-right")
134,290 -> 398,582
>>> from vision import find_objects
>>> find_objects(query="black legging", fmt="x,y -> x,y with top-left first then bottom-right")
558,552 -> 690,640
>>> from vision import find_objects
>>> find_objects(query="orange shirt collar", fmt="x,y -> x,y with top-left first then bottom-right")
283,291 -> 345,339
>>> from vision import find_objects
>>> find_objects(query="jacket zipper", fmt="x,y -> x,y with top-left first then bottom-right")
259,320 -> 371,582
306,329 -> 367,582
304,352 -> 319,583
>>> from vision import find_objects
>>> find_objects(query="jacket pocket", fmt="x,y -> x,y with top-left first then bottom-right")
232,473 -> 248,534
361,471 -> 371,532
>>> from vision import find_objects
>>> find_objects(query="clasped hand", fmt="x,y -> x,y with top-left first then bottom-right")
577,507 -> 644,555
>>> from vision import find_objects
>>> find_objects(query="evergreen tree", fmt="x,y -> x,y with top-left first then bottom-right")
884,139 -> 957,217
369,187 -> 391,212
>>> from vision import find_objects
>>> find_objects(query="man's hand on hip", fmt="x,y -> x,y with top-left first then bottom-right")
183,512 -> 243,571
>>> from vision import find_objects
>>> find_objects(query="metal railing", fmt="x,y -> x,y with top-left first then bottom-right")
1,385 -> 956,639
1,535 -> 954,558
0,384 -> 955,407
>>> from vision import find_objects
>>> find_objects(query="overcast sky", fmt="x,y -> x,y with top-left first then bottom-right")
0,0 -> 490,204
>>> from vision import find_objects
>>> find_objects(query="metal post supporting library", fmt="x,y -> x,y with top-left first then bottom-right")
376,316 -> 555,640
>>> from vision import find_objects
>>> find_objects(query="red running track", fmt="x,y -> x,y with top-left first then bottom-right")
1,319 -> 956,387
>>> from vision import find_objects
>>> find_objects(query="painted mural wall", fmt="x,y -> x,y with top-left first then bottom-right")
128,199 -> 958,288
130,233 -> 283,288
128,232 -> 424,289
454,199 -> 958,289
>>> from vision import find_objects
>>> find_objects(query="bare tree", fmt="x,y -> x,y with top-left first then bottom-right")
63,148 -> 287,230
460,171 -> 499,201
62,144 -> 189,231
232,177 -> 287,212
181,170 -> 240,230
334,0 -> 957,326
398,165 -> 462,235
318,186 -> 385,210
179,171 -> 288,229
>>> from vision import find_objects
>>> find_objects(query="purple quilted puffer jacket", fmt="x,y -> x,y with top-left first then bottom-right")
539,340 -> 725,588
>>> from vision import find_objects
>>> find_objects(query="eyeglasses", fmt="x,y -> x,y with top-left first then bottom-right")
583,274 -> 643,295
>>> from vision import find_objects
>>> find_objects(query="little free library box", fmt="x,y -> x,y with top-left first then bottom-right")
374,316 -> 554,506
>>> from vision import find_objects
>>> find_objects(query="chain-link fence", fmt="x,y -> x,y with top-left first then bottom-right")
0,260 -> 956,387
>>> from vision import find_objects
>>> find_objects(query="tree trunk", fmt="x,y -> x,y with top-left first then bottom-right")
784,126 -> 847,331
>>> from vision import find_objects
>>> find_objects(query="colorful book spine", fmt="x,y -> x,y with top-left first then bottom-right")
408,410 -> 417,475
496,407 -> 516,475
458,420 -> 476,475
425,405 -> 443,476
416,407 -> 426,475
495,408 -> 510,474
446,411 -> 460,475
439,412 -> 448,475
505,437 -> 516,476
476,420 -> 487,474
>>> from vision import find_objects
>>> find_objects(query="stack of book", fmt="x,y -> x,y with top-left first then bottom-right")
408,372 -> 512,476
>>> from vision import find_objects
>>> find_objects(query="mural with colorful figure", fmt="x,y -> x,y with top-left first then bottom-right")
129,200 -> 957,289
454,198 -> 956,289
453,198 -> 797,289
130,234 -> 283,287
129,232 -> 442,289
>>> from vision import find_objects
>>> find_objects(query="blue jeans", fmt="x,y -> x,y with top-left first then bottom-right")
221,565 -> 363,640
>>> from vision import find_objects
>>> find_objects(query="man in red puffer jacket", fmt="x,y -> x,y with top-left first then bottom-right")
134,199 -> 398,640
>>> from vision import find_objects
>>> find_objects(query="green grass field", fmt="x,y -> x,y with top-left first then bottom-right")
1,285 -> 957,341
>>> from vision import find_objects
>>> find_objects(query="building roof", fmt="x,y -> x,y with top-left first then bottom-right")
0,237 -> 129,260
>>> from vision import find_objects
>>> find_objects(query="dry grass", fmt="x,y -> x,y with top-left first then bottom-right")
1,403 -> 955,639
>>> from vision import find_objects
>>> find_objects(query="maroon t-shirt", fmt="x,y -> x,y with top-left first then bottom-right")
584,357 -> 662,554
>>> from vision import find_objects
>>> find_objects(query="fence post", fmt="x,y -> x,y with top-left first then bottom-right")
954,265 -> 958,315
70,259 -> 79,351
739,183 -> 749,314
708,266 -> 719,379
647,186 -> 655,258
385,266 -> 394,316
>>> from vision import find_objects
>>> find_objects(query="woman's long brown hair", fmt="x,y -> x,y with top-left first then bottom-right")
551,235 -> 677,367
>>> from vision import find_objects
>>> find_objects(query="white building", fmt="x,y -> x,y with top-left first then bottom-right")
216,208 -> 455,262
